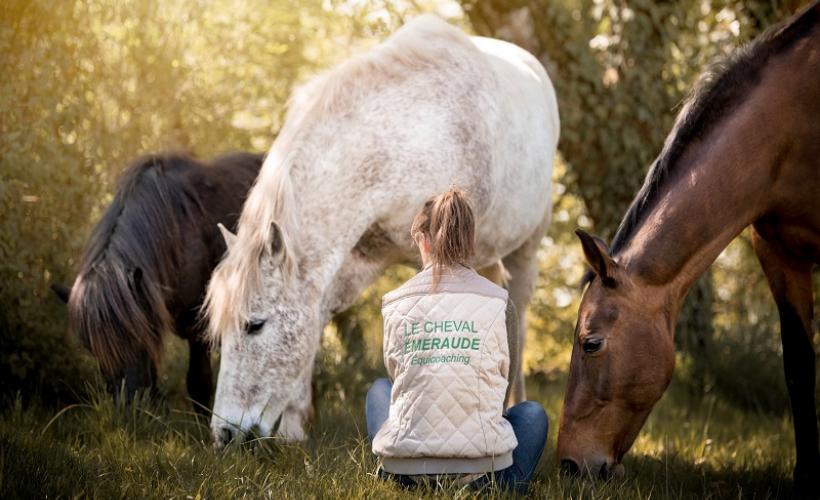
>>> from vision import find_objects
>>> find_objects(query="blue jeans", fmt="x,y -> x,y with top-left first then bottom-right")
365,378 -> 548,494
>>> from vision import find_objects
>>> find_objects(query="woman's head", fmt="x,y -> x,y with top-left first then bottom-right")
410,188 -> 475,285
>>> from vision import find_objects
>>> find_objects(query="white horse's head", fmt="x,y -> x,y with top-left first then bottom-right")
206,163 -> 319,448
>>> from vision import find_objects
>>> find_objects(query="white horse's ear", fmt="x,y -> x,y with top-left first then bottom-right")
270,222 -> 285,258
218,223 -> 238,250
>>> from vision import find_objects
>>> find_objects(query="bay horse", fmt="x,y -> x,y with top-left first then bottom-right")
53,152 -> 262,413
557,3 -> 820,496
205,15 -> 560,446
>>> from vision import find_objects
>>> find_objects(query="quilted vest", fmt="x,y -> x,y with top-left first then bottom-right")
372,265 -> 517,474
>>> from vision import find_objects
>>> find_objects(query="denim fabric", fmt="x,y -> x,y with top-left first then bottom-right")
365,377 -> 393,443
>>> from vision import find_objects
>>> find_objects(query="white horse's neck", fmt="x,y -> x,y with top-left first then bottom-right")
283,141 -> 394,320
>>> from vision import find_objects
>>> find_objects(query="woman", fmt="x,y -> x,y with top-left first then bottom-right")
365,188 -> 548,493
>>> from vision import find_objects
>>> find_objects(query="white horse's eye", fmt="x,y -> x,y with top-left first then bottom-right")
246,319 -> 266,335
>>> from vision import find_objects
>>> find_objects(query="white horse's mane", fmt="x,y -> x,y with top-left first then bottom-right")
205,15 -> 472,342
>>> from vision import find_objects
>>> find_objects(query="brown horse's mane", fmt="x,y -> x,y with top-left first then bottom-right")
607,1 -> 819,258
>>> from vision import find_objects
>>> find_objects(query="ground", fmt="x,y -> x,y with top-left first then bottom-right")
0,346 -> 796,499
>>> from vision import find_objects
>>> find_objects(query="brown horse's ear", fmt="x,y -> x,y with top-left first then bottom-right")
51,283 -> 71,304
575,229 -> 617,287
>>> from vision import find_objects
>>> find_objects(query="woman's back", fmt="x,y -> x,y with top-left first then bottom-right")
365,188 -> 547,493
375,265 -> 516,474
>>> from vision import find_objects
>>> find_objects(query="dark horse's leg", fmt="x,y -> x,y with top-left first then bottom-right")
753,227 -> 819,498
109,350 -> 158,403
187,335 -> 214,417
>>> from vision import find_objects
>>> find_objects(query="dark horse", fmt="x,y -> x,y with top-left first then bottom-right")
53,152 -> 262,413
557,2 -> 819,497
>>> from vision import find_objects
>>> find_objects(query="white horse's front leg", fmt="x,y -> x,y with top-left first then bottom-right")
502,216 -> 551,404
276,364 -> 314,441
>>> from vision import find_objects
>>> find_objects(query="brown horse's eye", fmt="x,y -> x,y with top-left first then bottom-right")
582,337 -> 604,354
246,319 -> 266,335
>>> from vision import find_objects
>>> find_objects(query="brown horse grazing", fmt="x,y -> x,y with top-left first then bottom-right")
556,2 -> 820,496
52,152 -> 262,413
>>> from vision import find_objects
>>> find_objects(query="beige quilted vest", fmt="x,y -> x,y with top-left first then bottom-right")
372,265 -> 517,474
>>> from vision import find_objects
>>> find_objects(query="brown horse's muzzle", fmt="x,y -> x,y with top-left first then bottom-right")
556,412 -> 628,481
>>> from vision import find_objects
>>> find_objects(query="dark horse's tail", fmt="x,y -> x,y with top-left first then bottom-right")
69,154 -> 205,377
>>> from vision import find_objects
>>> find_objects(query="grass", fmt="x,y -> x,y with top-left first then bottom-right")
0,350 -> 797,500
4,283 -> 806,500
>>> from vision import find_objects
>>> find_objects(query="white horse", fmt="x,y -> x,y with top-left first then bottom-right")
206,15 -> 560,447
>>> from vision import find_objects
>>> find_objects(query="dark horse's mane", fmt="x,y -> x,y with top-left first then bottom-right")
69,153 -> 210,375
607,1 -> 819,258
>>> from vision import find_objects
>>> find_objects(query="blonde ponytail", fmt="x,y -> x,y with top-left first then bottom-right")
410,188 -> 476,289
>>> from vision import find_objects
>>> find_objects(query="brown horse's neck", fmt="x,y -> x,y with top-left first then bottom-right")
614,62 -> 799,323
613,7 -> 820,321
616,154 -> 759,318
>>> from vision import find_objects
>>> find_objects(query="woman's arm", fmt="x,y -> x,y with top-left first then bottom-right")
504,299 -> 519,406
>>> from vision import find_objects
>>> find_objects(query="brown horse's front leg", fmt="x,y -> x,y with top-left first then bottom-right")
187,336 -> 214,417
753,228 -> 819,498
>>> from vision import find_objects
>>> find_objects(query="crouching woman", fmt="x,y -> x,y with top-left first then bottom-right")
365,188 -> 548,493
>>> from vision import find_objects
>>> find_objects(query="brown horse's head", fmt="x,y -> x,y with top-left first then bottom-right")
557,230 -> 676,479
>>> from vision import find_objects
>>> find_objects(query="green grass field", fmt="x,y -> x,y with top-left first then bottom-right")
0,347 -> 797,500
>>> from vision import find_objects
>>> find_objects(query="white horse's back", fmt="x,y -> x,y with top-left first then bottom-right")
289,14 -> 560,266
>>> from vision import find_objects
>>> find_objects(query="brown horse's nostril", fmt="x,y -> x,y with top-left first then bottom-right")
560,459 -> 580,476
598,462 -> 610,480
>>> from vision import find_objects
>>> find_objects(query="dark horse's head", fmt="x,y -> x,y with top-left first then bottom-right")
53,266 -> 167,400
53,154 -> 204,400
